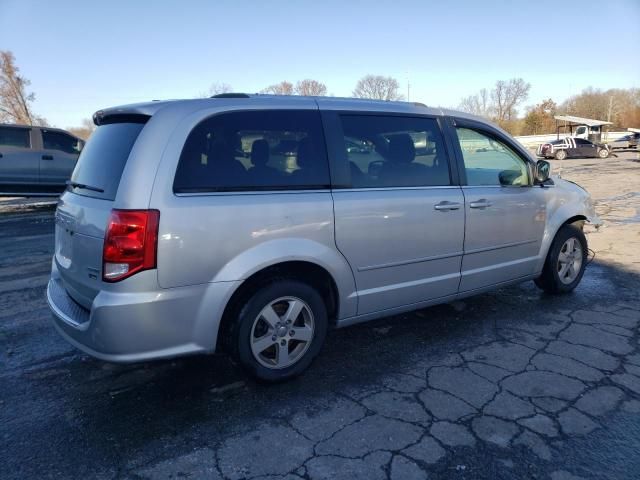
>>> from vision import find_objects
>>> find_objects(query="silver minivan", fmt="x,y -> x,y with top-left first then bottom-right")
0,123 -> 84,195
47,95 -> 601,381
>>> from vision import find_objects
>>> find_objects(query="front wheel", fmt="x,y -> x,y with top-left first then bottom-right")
598,148 -> 609,159
232,280 -> 328,382
555,150 -> 567,160
534,223 -> 588,294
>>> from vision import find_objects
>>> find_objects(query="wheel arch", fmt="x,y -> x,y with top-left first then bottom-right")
216,260 -> 346,353
536,212 -> 589,274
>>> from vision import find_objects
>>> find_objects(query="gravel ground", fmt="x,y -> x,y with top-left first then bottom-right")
1,151 -> 639,480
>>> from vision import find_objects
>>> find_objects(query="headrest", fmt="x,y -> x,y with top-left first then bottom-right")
251,139 -> 269,166
387,134 -> 415,164
297,137 -> 315,168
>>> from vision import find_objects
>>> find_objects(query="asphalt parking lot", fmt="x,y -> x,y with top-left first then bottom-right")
1,151 -> 639,480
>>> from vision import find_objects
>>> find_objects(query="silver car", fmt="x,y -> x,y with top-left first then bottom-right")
0,123 -> 84,195
47,95 -> 601,381
608,133 -> 639,150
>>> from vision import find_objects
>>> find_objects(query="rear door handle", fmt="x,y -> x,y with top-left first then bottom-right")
434,201 -> 462,211
469,199 -> 492,209
42,155 -> 53,160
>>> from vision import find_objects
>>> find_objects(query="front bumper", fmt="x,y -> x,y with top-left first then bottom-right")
47,267 -> 240,363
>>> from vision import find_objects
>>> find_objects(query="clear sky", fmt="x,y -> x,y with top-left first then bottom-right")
1,0 -> 639,128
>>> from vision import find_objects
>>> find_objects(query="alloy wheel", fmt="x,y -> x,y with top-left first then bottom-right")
250,296 -> 315,369
557,237 -> 583,284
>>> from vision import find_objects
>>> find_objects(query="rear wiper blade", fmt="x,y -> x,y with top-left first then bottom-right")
66,180 -> 104,193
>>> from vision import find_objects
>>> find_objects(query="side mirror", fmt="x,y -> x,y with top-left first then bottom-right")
535,160 -> 551,184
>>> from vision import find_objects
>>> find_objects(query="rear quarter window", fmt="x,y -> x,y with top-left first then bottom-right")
173,109 -> 330,192
68,119 -> 147,200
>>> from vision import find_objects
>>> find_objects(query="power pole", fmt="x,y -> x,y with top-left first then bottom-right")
406,70 -> 410,102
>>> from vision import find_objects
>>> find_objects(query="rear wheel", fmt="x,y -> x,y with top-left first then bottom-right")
534,223 -> 587,294
231,280 -> 328,382
598,148 -> 609,159
555,150 -> 567,160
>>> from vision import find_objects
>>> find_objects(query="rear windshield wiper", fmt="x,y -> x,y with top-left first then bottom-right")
66,180 -> 104,193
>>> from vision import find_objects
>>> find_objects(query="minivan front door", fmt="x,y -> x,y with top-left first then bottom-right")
329,113 -> 464,315
452,124 -> 546,292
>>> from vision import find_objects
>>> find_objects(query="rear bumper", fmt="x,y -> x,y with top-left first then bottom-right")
47,268 -> 240,363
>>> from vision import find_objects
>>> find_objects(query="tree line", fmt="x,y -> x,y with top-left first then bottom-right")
2,49 -> 638,139
459,79 -> 640,136
205,74 -> 403,101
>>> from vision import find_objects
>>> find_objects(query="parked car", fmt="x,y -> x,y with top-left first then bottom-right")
47,95 -> 600,382
0,123 -> 85,195
536,137 -> 610,160
607,133 -> 639,150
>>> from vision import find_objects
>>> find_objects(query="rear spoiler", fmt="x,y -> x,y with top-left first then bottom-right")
93,112 -> 150,126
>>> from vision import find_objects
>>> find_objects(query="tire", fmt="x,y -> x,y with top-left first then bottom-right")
598,148 -> 609,159
534,223 -> 588,294
230,279 -> 328,382
555,150 -> 567,160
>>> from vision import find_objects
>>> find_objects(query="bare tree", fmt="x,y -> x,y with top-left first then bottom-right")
457,78 -> 530,132
0,50 -> 46,125
260,81 -> 294,95
207,82 -> 233,96
491,78 -> 530,123
67,118 -> 95,140
295,79 -> 327,96
458,88 -> 491,117
352,75 -> 404,101
198,82 -> 233,98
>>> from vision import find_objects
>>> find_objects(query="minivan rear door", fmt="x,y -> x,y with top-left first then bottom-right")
54,118 -> 147,308
326,112 -> 464,315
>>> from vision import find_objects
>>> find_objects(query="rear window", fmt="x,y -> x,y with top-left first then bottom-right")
173,110 -> 329,192
0,127 -> 30,148
68,119 -> 146,200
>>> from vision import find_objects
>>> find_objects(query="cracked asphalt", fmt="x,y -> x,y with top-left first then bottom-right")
1,151 -> 640,480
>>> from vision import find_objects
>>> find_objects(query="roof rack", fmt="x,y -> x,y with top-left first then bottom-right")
210,93 -> 251,99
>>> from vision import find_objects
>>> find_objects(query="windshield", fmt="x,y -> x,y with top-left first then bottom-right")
68,120 -> 146,200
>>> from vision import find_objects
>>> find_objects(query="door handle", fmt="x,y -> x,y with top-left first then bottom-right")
434,201 -> 462,211
0,153 -> 3,158
42,155 -> 53,160
469,199 -> 492,209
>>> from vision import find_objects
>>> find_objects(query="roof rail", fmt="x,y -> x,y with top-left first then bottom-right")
210,93 -> 251,99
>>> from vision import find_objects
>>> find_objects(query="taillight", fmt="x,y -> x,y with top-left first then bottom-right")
102,209 -> 160,282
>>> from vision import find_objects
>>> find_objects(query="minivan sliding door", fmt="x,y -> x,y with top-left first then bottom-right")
326,112 -> 464,315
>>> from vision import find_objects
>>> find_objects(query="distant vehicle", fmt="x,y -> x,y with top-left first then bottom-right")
345,137 -> 371,154
536,137 -> 610,160
553,115 -> 612,143
607,133 -> 639,150
0,123 -> 85,196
